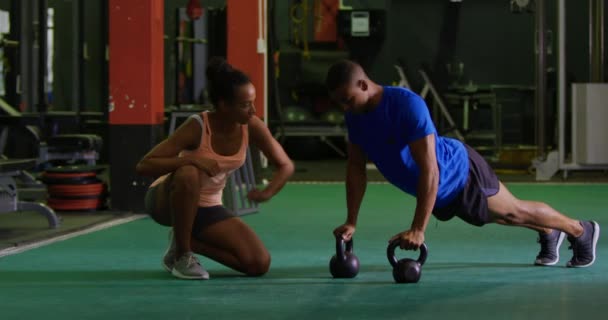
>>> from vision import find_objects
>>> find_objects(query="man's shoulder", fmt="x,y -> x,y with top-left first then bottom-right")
383,86 -> 412,98
383,86 -> 423,107
383,87 -> 424,117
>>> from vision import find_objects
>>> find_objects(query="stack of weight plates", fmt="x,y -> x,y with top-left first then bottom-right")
42,166 -> 108,211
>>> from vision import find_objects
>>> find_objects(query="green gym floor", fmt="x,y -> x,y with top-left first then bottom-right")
1,183 -> 606,319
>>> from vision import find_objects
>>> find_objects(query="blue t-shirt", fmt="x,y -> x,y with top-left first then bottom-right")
345,86 -> 469,208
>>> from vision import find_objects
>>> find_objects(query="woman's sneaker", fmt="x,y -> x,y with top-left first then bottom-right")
535,229 -> 566,266
567,221 -> 600,268
172,252 -> 210,280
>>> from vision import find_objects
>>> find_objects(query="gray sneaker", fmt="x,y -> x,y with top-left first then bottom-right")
162,229 -> 177,272
171,252 -> 210,280
535,229 -> 566,266
567,220 -> 600,268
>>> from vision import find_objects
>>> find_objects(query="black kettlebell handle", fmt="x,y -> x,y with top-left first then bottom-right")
387,239 -> 427,268
336,236 -> 354,262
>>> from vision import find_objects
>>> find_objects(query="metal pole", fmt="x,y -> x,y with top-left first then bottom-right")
174,9 -> 181,107
558,0 -> 566,167
38,0 -> 48,113
19,0 -> 34,112
71,0 -> 81,111
78,0 -> 86,111
589,0 -> 605,82
101,0 -> 109,120
535,0 -> 547,159
6,0 -> 21,107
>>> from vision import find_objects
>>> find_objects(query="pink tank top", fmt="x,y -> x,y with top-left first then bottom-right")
150,111 -> 248,207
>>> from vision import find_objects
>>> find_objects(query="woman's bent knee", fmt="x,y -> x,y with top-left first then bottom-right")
243,251 -> 271,277
171,165 -> 200,193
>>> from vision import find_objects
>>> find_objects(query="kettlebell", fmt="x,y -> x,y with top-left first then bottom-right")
386,239 -> 428,283
329,236 -> 360,278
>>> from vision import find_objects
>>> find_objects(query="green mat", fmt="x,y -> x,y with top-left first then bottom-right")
0,183 -> 606,319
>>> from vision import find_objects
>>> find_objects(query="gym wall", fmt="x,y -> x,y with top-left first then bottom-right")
275,0 -> 605,88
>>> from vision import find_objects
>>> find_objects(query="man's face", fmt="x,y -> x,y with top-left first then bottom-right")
331,80 -> 370,114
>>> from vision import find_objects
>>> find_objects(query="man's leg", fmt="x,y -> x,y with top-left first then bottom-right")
487,181 -> 582,236
488,181 -> 599,267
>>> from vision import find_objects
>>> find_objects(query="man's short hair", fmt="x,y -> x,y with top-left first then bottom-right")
325,60 -> 359,91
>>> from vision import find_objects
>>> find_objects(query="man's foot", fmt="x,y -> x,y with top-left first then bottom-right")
172,252 -> 210,280
567,220 -> 600,268
162,229 -> 177,272
535,229 -> 566,266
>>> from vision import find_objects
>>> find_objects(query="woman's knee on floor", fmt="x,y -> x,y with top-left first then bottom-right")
240,250 -> 271,277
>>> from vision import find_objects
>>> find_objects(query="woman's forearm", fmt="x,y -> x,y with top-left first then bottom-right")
135,156 -> 195,178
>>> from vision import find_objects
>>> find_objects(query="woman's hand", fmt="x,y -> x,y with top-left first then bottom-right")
247,188 -> 273,202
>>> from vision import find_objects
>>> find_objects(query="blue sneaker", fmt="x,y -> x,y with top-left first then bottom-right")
567,221 -> 600,268
535,229 -> 566,266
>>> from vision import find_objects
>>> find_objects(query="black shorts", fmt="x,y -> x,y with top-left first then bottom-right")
433,145 -> 500,226
144,184 -> 236,233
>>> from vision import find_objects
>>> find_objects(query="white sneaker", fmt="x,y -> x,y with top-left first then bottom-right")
171,252 -> 210,280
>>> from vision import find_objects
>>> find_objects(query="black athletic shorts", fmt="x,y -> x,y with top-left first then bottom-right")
432,145 -> 500,226
144,184 -> 236,234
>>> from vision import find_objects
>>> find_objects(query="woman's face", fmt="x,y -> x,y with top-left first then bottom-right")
223,82 -> 256,124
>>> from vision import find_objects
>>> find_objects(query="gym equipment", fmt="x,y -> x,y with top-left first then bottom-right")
0,37 -> 18,48
289,0 -> 311,59
329,236 -> 359,278
269,9 -> 349,158
532,0 -> 608,180
0,158 -> 59,228
165,35 -> 207,44
186,0 -> 203,20
443,87 -> 501,159
273,102 -> 348,157
387,240 -> 428,283
393,64 -> 411,89
42,165 -> 108,211
283,105 -> 313,122
313,0 -> 339,42
321,109 -> 344,125
173,6 -> 208,107
41,134 -> 102,166
417,68 -> 465,142
0,107 -> 103,167
394,61 -> 501,159
222,147 -> 259,216
510,0 -> 534,13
